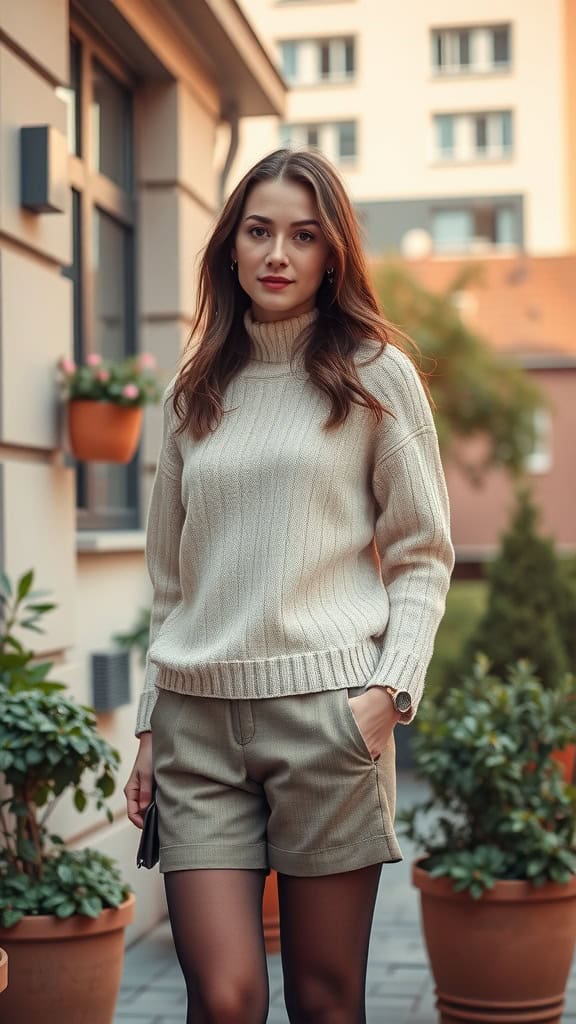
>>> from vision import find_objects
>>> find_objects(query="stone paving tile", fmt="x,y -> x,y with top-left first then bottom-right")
115,774 -> 576,1024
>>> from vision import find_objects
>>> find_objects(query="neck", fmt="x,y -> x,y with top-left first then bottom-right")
244,308 -> 319,364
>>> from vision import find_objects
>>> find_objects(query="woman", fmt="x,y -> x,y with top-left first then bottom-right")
125,148 -> 454,1024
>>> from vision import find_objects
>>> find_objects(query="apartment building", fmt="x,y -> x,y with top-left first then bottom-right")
235,0 -> 576,257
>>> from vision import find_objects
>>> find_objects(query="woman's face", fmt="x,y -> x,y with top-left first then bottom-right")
232,178 -> 332,323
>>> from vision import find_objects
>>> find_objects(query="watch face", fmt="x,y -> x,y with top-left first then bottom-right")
395,690 -> 412,713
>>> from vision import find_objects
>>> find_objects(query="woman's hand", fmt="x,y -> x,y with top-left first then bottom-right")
348,687 -> 400,760
124,732 -> 153,829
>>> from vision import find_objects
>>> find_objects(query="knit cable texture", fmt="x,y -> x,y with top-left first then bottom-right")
135,312 -> 454,735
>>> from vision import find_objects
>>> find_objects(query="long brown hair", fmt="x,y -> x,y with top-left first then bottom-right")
173,148 -> 419,438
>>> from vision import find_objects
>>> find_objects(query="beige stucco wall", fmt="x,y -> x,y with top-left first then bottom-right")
0,0 -> 281,943
236,0 -> 570,253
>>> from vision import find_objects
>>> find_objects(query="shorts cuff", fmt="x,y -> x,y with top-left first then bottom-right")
159,841 -> 269,873
268,832 -> 403,877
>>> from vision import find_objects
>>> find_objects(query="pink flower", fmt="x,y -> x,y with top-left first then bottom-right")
122,383 -> 139,400
86,353 -> 102,367
59,357 -> 76,375
138,353 -> 157,370
97,369 -> 110,383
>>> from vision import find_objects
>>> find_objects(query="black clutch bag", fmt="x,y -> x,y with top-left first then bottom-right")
136,785 -> 159,869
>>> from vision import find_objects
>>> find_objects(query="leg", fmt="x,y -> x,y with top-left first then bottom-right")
164,868 -> 269,1024
278,864 -> 382,1024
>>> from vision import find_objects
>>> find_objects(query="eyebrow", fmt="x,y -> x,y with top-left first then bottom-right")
244,215 -> 321,228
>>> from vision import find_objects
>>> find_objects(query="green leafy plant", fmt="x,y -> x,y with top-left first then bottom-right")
0,570 -> 131,927
57,352 -> 163,407
113,606 -> 151,667
400,657 -> 576,899
373,262 -> 542,482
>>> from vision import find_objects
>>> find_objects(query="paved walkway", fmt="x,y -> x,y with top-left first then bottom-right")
115,774 -> 576,1024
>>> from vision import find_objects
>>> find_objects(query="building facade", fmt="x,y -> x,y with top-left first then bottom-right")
0,0 -> 283,940
235,0 -> 576,257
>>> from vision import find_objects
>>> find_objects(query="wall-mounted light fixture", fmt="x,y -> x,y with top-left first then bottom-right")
20,125 -> 67,214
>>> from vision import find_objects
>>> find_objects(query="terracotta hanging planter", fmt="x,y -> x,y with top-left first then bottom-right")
0,947 -> 7,994
0,893 -> 135,1024
412,860 -> 576,1024
68,399 -> 143,463
263,870 -> 280,953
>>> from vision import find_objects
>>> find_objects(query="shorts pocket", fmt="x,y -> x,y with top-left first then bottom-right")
339,689 -> 376,764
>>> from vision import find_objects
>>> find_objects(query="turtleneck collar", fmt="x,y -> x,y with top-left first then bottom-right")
244,308 -> 319,364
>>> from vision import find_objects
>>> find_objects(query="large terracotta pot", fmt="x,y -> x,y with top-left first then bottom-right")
0,947 -> 7,994
263,870 -> 280,953
0,893 -> 135,1024
413,861 -> 576,1023
68,400 -> 143,463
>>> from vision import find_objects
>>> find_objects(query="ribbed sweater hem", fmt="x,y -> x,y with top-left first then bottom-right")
157,638 -> 381,698
136,637 -> 385,733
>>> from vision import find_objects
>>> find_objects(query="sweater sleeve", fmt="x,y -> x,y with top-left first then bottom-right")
365,350 -> 455,722
135,391 -> 185,735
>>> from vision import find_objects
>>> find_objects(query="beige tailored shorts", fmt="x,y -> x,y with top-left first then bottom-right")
151,684 -> 403,876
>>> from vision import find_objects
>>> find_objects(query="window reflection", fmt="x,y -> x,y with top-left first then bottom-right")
91,61 -> 132,190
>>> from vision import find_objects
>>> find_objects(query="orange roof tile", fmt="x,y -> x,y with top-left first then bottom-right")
398,254 -> 576,359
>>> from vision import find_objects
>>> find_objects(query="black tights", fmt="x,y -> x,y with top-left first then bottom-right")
164,864 -> 382,1024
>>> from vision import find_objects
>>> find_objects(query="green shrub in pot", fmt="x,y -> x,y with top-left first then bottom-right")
400,656 -> 576,898
0,570 -> 131,925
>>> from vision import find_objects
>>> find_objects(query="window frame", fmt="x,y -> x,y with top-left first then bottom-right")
65,22 -> 139,531
276,36 -> 356,86
430,202 -> 519,253
279,120 -> 358,166
431,24 -> 511,76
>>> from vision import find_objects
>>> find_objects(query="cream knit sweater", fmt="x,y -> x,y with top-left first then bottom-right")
136,309 -> 454,735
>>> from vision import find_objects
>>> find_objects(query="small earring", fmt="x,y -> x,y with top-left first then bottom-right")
326,267 -> 335,285
230,259 -> 238,272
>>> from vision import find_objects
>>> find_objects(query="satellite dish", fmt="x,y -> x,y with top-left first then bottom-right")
401,229 -> 433,259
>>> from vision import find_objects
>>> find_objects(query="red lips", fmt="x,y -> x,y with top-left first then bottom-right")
259,276 -> 293,284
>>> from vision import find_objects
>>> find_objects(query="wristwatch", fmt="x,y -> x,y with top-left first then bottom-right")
383,686 -> 412,715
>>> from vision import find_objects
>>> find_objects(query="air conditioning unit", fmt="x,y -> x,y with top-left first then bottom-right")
91,650 -> 131,711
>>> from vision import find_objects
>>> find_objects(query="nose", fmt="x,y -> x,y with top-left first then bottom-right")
265,234 -> 289,267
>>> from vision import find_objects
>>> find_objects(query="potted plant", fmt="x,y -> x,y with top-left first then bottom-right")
401,656 -> 576,1024
57,351 -> 163,463
0,570 -> 134,1023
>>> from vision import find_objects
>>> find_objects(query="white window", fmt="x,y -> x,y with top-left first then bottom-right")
276,37 -> 355,86
431,205 -> 518,252
279,41 -> 299,83
472,112 -> 512,158
525,409 -> 552,474
433,111 -> 513,161
431,25 -> 511,75
280,121 -> 357,164
435,115 -> 455,158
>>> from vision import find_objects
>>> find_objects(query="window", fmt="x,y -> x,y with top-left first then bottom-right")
431,204 -> 518,253
435,115 -> 455,158
524,409 -> 552,474
279,41 -> 299,83
433,111 -> 513,161
61,33 -> 138,530
277,37 -> 355,85
472,112 -> 512,158
280,121 -> 357,164
431,25 -> 511,75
